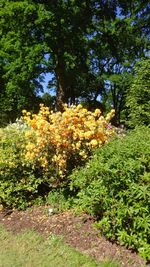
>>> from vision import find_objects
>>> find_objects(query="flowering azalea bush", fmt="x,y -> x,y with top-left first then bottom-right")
0,122 -> 43,209
23,104 -> 115,181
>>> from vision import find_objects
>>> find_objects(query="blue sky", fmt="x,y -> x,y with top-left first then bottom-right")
41,72 -> 54,95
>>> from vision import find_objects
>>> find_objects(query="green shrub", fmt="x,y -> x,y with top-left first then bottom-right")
70,126 -> 150,260
0,122 -> 44,209
46,188 -> 76,212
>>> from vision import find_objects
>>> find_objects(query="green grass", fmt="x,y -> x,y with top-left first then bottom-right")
0,225 -> 119,267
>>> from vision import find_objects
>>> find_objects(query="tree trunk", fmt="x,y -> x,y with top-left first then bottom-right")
55,59 -> 68,111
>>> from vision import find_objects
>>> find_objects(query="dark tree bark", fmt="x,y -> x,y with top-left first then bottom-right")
55,57 -> 68,111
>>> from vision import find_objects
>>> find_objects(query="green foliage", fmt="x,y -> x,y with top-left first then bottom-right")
46,188 -> 75,212
0,0 -> 45,124
41,92 -> 56,109
0,122 -> 43,209
0,0 -> 149,119
70,126 -> 150,259
0,225 -> 119,267
126,58 -> 150,127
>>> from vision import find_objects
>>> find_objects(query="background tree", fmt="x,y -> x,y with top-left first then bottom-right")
0,1 -> 45,124
126,58 -> 150,127
41,92 -> 56,109
86,0 -> 150,124
0,0 -> 92,116
0,0 -> 149,125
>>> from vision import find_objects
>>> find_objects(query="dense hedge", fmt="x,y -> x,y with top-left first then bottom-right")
70,126 -> 150,259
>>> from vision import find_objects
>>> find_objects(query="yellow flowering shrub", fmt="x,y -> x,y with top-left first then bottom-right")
23,104 -> 115,179
0,123 -> 43,209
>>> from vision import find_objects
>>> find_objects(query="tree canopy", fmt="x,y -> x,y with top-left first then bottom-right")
126,58 -> 150,127
0,0 -> 149,125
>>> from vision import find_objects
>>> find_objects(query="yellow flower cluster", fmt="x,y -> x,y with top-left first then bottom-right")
23,104 -> 115,177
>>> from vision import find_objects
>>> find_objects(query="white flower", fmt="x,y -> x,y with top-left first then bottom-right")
48,208 -> 54,216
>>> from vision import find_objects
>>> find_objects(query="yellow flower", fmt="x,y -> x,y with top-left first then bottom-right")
76,142 -> 81,149
58,170 -> 63,176
82,108 -> 87,113
84,131 -> 92,139
23,103 -> 115,176
90,139 -> 98,147
76,104 -> 82,110
39,103 -> 44,107
94,109 -> 101,116
78,150 -> 87,159
26,143 -> 35,150
110,109 -> 115,114
25,131 -> 33,138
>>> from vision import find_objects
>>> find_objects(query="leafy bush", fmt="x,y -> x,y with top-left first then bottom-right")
70,126 -> 150,260
0,104 -> 115,209
23,104 -> 115,181
46,188 -> 76,212
126,58 -> 150,127
0,122 -> 44,209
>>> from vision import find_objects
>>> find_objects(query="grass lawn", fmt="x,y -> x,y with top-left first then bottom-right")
0,225 -> 118,267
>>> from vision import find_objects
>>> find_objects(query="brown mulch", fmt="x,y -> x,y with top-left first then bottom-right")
0,206 -> 146,267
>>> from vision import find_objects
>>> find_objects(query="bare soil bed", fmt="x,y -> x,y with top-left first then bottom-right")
0,206 -> 146,267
